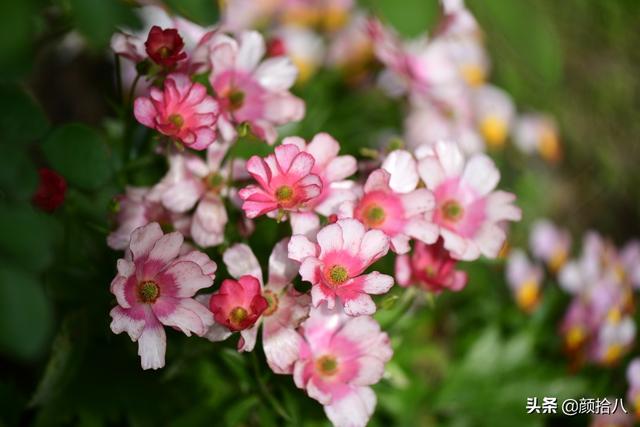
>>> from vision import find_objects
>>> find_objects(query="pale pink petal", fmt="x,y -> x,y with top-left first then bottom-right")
343,293 -> 376,316
400,189 -> 435,217
404,218 -> 439,244
300,257 -> 322,284
325,156 -> 358,183
223,243 -> 263,283
390,234 -> 411,254
161,180 -> 204,213
129,222 -> 163,261
486,191 -> 522,222
206,140 -> 231,171
153,297 -> 213,336
461,154 -> 500,196
255,57 -> 298,90
324,386 -> 376,427
394,255 -> 411,286
382,150 -> 419,193
203,322 -> 233,342
238,322 -> 260,351
263,326 -> 302,374
110,306 -> 145,340
133,97 -> 157,128
158,261 -> 213,297
417,156 -> 445,190
360,272 -> 394,294
148,232 -> 184,266
358,229 -> 390,264
189,127 -> 216,151
288,235 -> 318,262
475,223 -> 506,259
306,133 -> 340,167
268,239 -> 299,287
290,212 -> 320,240
434,140 -> 465,177
236,31 -> 265,71
317,222 -> 346,254
138,316 -> 166,370
363,169 -> 390,193
338,219 -> 366,255
262,93 -> 305,124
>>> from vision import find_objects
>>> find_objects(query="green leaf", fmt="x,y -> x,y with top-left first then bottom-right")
69,0 -> 141,49
0,265 -> 53,360
0,204 -> 57,272
363,0 -> 440,37
468,0 -> 563,87
0,144 -> 39,201
0,1 -> 35,79
41,124 -> 112,190
0,85 -> 49,144
164,0 -> 220,27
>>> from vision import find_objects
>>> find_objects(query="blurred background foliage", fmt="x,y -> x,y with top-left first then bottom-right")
0,0 -> 638,426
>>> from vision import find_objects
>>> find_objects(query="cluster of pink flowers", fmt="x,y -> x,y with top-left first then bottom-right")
106,2 -> 532,426
506,220 -> 640,369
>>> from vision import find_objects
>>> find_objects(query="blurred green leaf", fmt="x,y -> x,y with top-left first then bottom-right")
0,1 -> 35,79
69,0 -> 140,49
0,145 -> 39,201
0,204 -> 57,272
164,0 -> 220,27
0,265 -> 53,360
41,124 -> 112,190
468,0 -> 563,87
363,0 -> 440,37
0,84 -> 49,144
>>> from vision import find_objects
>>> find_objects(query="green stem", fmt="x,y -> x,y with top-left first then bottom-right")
250,352 -> 291,422
380,287 -> 417,330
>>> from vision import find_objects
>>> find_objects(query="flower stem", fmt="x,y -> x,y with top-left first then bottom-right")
250,352 -> 291,421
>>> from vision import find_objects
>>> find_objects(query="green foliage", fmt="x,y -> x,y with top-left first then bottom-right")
164,0 -> 220,26
68,0 -> 141,49
360,0 -> 441,37
41,124 -> 113,191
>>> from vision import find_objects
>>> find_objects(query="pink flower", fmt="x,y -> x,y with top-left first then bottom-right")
340,150 -> 438,254
282,133 -> 357,217
288,218 -> 393,316
109,222 -> 215,370
529,219 -> 571,272
107,186 -> 190,251
208,31 -> 305,143
209,276 -> 268,332
505,249 -> 543,313
134,73 -> 219,150
395,238 -> 467,293
145,26 -> 187,68
293,303 -> 392,427
205,241 -> 310,368
147,141 -> 243,247
417,140 -> 521,260
238,144 -> 323,219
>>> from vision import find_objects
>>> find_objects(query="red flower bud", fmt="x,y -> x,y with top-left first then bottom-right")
266,37 -> 287,57
145,26 -> 187,68
32,168 -> 67,213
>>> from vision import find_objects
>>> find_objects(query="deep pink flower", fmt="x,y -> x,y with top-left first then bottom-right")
109,222 -> 215,370
238,144 -> 322,219
208,31 -> 305,143
203,241 -> 310,366
341,150 -> 438,254
293,303 -> 392,427
32,168 -> 67,213
288,218 -> 393,316
395,238 -> 467,293
134,73 -> 219,150
417,140 -> 521,260
107,186 -> 190,251
209,275 -> 268,332
145,26 -> 187,67
282,133 -> 357,218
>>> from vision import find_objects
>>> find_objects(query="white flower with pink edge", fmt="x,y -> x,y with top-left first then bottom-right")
109,222 -> 215,370
417,140 -> 521,260
340,149 -> 438,254
293,303 -> 392,427
288,218 -> 393,316
208,31 -> 305,143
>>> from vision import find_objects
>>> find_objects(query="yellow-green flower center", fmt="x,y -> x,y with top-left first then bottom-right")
275,185 -> 294,202
206,173 -> 225,192
316,355 -> 339,376
137,280 -> 160,303
363,204 -> 386,227
441,199 -> 464,221
228,90 -> 245,110
168,113 -> 184,129
230,306 -> 248,327
327,265 -> 349,286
